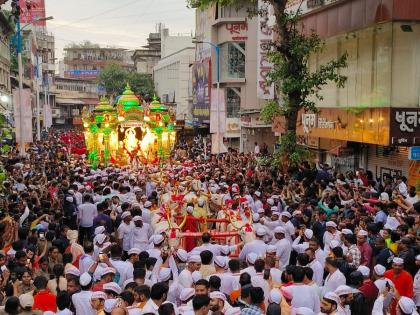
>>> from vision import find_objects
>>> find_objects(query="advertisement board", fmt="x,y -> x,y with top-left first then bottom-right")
19,0 -> 46,26
192,59 -> 211,123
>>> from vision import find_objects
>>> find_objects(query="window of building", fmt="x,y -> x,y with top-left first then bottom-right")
226,87 -> 241,118
221,42 -> 245,79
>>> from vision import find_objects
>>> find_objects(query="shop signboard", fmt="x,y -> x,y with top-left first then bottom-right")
409,147 -> 420,161
390,108 -> 420,146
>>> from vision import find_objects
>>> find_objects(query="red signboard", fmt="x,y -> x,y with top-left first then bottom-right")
19,0 -> 46,26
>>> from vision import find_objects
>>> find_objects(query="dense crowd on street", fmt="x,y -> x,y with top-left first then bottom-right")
0,129 -> 418,315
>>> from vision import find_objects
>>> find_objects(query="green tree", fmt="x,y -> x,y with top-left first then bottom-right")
97,63 -> 127,99
188,0 -> 347,165
127,72 -> 155,99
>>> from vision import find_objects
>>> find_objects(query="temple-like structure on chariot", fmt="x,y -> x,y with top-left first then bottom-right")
82,84 -> 176,167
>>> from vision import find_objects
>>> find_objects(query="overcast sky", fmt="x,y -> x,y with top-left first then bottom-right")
44,0 -> 195,59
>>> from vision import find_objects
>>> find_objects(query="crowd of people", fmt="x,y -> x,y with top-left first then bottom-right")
0,130 -> 418,315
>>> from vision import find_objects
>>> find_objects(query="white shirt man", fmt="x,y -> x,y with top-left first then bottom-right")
289,283 -> 321,313
130,217 -> 152,251
322,264 -> 346,297
117,212 -> 135,252
273,227 -> 292,270
292,229 -> 313,254
110,257 -> 132,287
308,257 -> 324,287
238,229 -> 267,261
78,202 -> 98,228
72,273 -> 95,315
323,222 -> 342,253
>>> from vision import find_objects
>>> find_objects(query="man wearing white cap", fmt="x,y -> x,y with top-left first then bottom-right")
117,211 -> 134,253
179,255 -> 201,289
77,194 -> 98,244
72,272 -> 95,315
356,229 -> 372,267
238,227 -> 267,261
209,291 -> 233,314
323,221 -> 342,253
292,228 -> 313,253
130,215 -> 152,251
385,257 -> 414,312
321,292 -> 347,315
251,213 -> 272,243
272,226 -> 291,270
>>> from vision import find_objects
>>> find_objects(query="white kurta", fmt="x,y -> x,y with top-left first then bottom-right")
292,236 -> 309,253
308,259 -> 324,287
289,283 -> 321,313
178,269 -> 194,288
130,223 -> 152,251
321,269 -> 346,297
117,221 -> 135,251
274,238 -> 291,270
238,239 -> 267,261
323,231 -> 342,253
413,269 -> 420,306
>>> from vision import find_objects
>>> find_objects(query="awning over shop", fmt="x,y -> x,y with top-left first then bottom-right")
81,98 -> 99,105
56,98 -> 85,105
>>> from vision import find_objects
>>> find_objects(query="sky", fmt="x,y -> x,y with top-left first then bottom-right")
44,0 -> 196,60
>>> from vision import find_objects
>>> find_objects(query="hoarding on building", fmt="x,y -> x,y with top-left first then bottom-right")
390,108 -> 420,146
13,88 -> 33,144
19,0 -> 46,26
64,70 -> 100,79
257,0 -> 274,100
192,59 -> 211,123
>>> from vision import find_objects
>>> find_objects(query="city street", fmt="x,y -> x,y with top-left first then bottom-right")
0,1 -> 418,315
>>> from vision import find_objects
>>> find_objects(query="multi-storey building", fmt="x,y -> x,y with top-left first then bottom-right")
63,46 -> 135,80
0,11 -> 13,114
194,4 -> 277,152
272,0 -> 420,188
132,30 -> 161,75
51,77 -> 98,126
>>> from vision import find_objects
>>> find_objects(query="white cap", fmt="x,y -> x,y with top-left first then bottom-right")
19,293 -> 34,308
393,257 -> 404,265
252,213 -> 260,222
416,254 -> 420,261
380,192 -> 390,202
281,212 -> 291,219
267,199 -> 274,206
274,226 -> 286,234
158,268 -> 172,282
323,292 -> 341,305
335,285 -> 357,296
214,256 -> 227,268
128,248 -> 141,256
257,208 -> 265,214
246,253 -> 258,264
121,211 -> 131,219
398,297 -> 417,314
133,216 -> 143,222
326,221 -> 337,228
209,291 -> 226,302
357,265 -> 370,277
272,211 -> 280,216
100,267 -> 116,277
176,249 -> 188,262
357,229 -> 368,237
341,229 -> 353,235
187,255 -> 201,263
192,271 -> 202,283
95,234 -> 106,245
187,206 -> 194,214
66,267 -> 80,277
144,201 -> 152,208
374,264 -> 386,276
304,229 -> 313,239
268,289 -> 282,304
103,282 -> 122,295
221,246 -> 230,255
256,227 -> 266,236
153,234 -> 164,245
94,226 -> 105,235
79,272 -> 92,286
254,191 -> 261,197
66,196 -> 73,203
180,288 -> 195,302
91,291 -> 107,300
